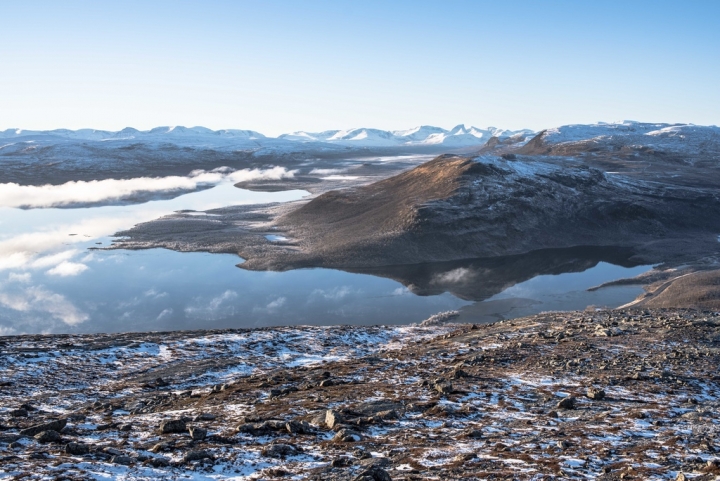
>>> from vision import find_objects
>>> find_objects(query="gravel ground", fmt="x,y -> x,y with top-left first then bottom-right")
1,308 -> 719,480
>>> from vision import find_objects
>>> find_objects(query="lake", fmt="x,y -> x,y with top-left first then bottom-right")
0,181 -> 649,334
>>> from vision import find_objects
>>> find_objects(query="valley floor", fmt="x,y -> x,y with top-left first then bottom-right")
1,308 -> 719,480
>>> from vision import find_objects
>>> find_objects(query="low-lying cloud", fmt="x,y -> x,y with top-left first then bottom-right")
309,168 -> 346,175
0,167 -> 296,209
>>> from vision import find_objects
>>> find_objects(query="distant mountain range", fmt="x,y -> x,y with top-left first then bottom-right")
3,121 -> 718,156
278,125 -> 534,146
0,124 -> 534,148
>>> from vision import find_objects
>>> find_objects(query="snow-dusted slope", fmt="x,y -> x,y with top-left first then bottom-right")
1,124 -> 534,149
642,124 -> 720,154
326,128 -> 401,146
5,121 -> 718,152
417,124 -> 534,145
277,124 -> 534,146
537,121 -> 720,148
392,125 -> 447,142
0,126 -> 267,145
540,121 -> 668,144
517,121 -> 720,161
276,130 -> 340,142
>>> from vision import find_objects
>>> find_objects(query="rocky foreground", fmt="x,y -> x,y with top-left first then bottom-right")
1,309 -> 720,480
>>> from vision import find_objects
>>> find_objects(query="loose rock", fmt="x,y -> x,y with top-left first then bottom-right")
261,443 -> 299,458
65,442 -> 90,455
325,409 -> 344,429
34,430 -> 61,443
333,428 -> 362,442
183,450 -> 213,463
19,419 -> 67,437
587,387 -> 606,400
188,426 -> 207,441
111,455 -> 135,465
556,396 -> 576,409
159,419 -> 186,434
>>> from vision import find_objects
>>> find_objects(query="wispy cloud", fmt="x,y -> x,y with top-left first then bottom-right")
145,289 -> 168,299
392,287 -> 411,296
184,290 -> 238,320
310,286 -> 355,301
32,250 -> 81,269
118,288 -> 169,309
309,168 -> 346,175
266,297 -> 286,310
0,286 -> 88,325
0,325 -> 16,336
0,167 -> 296,209
431,267 -> 474,285
7,272 -> 31,283
253,296 -> 287,314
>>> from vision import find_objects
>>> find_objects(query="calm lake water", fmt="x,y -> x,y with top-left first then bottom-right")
0,182 -> 649,335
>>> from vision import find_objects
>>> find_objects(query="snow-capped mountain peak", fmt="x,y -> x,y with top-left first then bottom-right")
448,124 -> 470,135
0,124 -> 533,148
392,125 -> 448,141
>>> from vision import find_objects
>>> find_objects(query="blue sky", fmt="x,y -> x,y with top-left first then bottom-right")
1,0 -> 718,135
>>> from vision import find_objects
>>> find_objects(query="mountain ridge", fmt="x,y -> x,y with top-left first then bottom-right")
0,123 -> 533,147
5,121 -> 718,150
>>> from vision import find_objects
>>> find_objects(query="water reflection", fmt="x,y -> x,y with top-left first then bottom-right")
347,246 -> 642,302
0,178 -> 651,334
0,182 -> 317,335
0,183 -> 307,271
0,249 -> 469,335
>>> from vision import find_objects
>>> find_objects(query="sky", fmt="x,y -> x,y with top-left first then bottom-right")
1,0 -> 718,135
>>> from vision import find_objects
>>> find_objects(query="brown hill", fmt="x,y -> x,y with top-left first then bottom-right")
255,154 -> 720,271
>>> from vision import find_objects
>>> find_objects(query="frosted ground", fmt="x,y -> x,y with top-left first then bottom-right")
1,308 -> 719,479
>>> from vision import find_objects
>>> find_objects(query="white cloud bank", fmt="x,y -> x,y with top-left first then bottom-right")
0,167 -> 296,209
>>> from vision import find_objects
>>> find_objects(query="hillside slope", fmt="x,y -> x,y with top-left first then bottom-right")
258,152 -> 720,270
